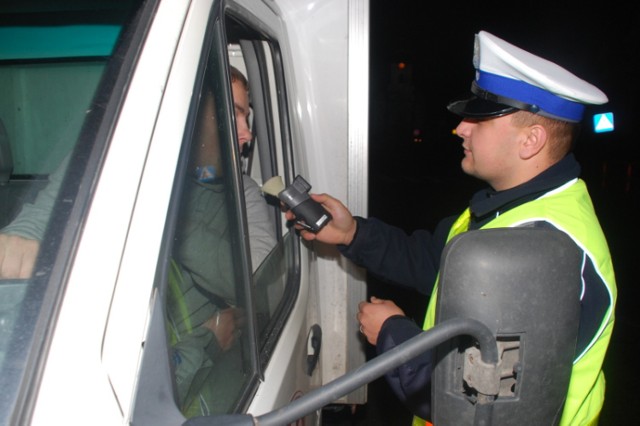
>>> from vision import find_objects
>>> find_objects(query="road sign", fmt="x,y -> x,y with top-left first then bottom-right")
593,113 -> 614,133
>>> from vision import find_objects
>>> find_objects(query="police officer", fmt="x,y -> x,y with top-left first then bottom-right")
287,31 -> 616,426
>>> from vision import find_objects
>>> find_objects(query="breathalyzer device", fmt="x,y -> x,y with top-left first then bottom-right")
278,175 -> 332,233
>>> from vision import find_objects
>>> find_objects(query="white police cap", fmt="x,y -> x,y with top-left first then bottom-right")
447,31 -> 608,123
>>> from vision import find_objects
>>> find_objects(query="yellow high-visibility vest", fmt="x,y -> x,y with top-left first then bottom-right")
415,179 -> 616,426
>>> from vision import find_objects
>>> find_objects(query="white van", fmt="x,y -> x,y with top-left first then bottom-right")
0,1 -> 596,424
0,0 -> 369,424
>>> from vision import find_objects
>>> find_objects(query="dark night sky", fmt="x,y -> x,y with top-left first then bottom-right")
370,2 -> 639,125
367,1 -> 640,231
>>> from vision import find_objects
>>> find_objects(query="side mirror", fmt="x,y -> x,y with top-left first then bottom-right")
432,227 -> 582,426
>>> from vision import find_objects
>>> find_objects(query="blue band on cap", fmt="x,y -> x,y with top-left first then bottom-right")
476,71 -> 585,121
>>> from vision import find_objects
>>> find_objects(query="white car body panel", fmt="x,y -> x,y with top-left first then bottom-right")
23,0 -> 369,423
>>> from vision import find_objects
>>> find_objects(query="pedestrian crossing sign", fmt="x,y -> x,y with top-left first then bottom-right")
593,112 -> 614,133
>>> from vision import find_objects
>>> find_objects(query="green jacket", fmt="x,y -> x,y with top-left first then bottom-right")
167,176 -> 275,416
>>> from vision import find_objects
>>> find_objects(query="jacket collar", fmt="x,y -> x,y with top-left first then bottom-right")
469,153 -> 581,228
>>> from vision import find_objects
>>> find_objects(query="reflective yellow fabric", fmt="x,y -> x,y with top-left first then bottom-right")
414,180 -> 615,425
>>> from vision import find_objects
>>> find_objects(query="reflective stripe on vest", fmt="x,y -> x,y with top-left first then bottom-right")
168,258 -> 193,345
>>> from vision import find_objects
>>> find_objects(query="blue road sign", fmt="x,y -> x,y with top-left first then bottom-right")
593,113 -> 614,133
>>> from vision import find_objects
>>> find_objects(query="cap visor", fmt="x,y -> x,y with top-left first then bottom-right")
447,96 -> 518,118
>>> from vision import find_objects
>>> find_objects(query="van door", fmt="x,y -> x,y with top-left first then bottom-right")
2,0 -> 363,423
99,0 -> 319,423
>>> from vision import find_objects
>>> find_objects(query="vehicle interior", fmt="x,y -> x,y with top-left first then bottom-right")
0,1 -> 303,423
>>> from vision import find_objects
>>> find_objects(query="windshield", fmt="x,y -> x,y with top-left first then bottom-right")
0,1 -> 143,422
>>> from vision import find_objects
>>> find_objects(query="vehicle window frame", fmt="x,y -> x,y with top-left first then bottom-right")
133,5 -> 261,420
133,3 -> 304,420
224,7 -> 302,374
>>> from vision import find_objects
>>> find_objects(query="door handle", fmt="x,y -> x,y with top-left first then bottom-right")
306,324 -> 322,376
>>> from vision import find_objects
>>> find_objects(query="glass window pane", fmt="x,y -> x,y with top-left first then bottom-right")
239,39 -> 301,366
253,230 -> 297,346
165,54 -> 256,417
0,1 -> 146,422
162,12 -> 301,419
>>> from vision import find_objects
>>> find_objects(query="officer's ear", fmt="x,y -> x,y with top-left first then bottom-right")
519,124 -> 547,160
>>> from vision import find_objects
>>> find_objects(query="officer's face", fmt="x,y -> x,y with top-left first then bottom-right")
454,114 -> 526,191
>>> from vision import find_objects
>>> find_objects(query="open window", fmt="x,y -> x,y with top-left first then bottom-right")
133,4 -> 302,421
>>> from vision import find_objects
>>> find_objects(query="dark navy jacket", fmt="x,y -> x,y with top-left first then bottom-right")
337,154 -> 609,419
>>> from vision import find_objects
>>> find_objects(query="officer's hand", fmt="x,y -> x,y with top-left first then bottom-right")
0,233 -> 40,279
357,297 -> 405,346
285,193 -> 357,246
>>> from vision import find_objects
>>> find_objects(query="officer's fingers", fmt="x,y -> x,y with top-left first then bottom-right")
377,298 -> 399,309
298,229 -> 318,241
322,193 -> 349,212
309,193 -> 331,204
310,193 -> 347,216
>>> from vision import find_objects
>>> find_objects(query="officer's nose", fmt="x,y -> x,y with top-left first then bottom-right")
454,120 -> 471,139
